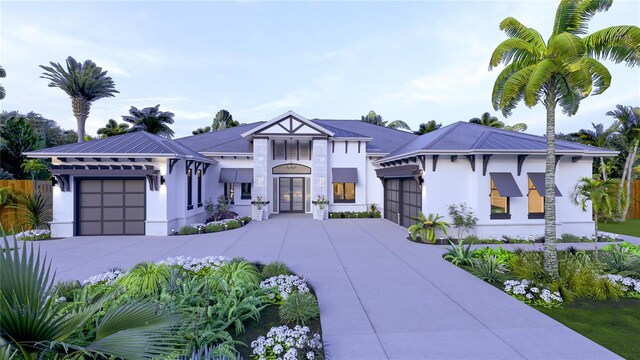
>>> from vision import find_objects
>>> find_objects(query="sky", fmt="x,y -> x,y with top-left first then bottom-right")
0,0 -> 639,139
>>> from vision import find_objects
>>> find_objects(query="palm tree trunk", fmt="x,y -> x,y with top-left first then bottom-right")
594,213 -> 599,258
543,84 -> 559,279
600,157 -> 607,180
617,149 -> 631,220
72,97 -> 90,143
620,140 -> 638,221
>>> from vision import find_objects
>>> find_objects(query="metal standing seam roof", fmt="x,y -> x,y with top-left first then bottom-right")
26,131 -> 215,163
385,121 -> 619,159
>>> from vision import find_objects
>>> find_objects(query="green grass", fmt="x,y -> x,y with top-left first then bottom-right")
539,298 -> 640,360
598,219 -> 640,237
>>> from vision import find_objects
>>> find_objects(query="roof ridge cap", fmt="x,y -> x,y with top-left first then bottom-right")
425,121 -> 464,149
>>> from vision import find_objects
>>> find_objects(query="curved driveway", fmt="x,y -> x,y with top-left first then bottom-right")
32,218 -> 620,360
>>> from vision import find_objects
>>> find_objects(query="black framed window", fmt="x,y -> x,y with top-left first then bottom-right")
197,170 -> 203,207
241,183 -> 252,200
187,168 -> 193,210
490,178 -> 510,219
224,183 -> 235,204
528,177 -> 544,219
333,182 -> 355,203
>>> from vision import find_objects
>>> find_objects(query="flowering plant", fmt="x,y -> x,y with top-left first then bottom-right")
311,195 -> 329,206
83,269 -> 124,285
504,279 -> 563,309
251,325 -> 323,360
158,255 -> 229,273
260,274 -> 310,302
14,229 -> 51,241
251,196 -> 270,209
604,274 -> 640,298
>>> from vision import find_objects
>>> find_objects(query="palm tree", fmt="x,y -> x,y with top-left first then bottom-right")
0,65 -> 6,100
571,176 -> 626,256
360,110 -> 411,131
40,57 -> 118,143
607,105 -> 640,220
212,110 -> 239,131
489,0 -> 639,278
20,159 -> 48,181
469,112 -> 505,128
97,119 -> 130,138
570,122 -> 619,179
122,105 -> 175,138
192,126 -> 212,135
415,120 -> 442,135
0,236 -> 180,359
503,123 -> 528,132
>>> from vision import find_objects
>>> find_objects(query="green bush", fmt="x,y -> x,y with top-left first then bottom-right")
214,261 -> 261,288
328,211 -> 381,219
443,241 -> 475,266
279,292 -> 320,325
204,223 -> 225,233
178,225 -> 199,235
559,233 -> 586,243
53,280 -> 82,302
473,247 -> 515,265
225,220 -> 241,230
262,261 -> 291,278
603,242 -> 640,256
240,216 -> 252,224
470,256 -> 508,283
508,252 -> 547,282
117,262 -> 171,295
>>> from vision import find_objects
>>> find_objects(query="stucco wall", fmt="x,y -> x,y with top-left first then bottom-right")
328,140 -> 368,212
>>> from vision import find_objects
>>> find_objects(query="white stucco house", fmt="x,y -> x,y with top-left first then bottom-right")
26,111 -> 616,238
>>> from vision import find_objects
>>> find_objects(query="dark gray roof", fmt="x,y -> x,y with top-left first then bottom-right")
27,131 -> 214,163
386,121 -> 617,159
176,122 -> 264,153
312,119 -> 418,154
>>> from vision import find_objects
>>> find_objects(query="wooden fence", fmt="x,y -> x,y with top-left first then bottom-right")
628,180 -> 640,220
0,180 -> 53,233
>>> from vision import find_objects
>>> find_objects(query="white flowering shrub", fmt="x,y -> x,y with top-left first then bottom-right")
158,255 -> 229,273
504,279 -> 563,308
14,229 -> 51,240
82,269 -> 124,285
605,274 -> 640,298
251,325 -> 323,360
260,274 -> 310,302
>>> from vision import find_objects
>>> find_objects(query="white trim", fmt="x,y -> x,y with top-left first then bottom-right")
241,111 -> 335,138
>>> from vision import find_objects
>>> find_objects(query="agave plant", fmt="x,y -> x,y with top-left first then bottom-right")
443,240 -> 476,266
408,212 -> 449,243
470,256 -> 509,283
602,247 -> 640,278
11,190 -> 52,230
0,236 -> 181,359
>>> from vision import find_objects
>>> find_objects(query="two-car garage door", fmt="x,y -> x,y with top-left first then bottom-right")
384,178 -> 422,228
77,179 -> 146,236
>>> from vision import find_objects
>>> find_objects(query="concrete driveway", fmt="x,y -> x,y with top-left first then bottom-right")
30,218 -> 619,360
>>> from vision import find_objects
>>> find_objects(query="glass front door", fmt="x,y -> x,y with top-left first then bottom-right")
279,177 -> 305,213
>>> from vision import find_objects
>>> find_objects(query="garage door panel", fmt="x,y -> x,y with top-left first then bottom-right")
384,178 -> 422,228
77,178 -> 146,236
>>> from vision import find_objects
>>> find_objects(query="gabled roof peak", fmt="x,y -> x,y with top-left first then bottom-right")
240,111 -> 335,138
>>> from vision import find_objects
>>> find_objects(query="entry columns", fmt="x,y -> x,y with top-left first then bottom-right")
312,138 -> 329,201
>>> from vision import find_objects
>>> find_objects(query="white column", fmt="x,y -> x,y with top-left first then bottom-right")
253,138 -> 269,204
312,139 -> 329,201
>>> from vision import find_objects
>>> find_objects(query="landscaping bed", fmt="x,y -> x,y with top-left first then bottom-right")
0,238 -> 325,360
442,241 -> 640,358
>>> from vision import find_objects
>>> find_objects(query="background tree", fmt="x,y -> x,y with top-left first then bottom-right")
607,105 -> 639,220
97,119 -> 130,138
212,110 -> 239,131
489,0 -> 639,278
192,126 -> 212,135
360,110 -> 411,131
40,56 -> 118,143
20,159 -> 49,181
469,112 -> 505,128
1,111 -> 77,148
0,65 -> 6,100
570,122 -> 619,179
0,115 -> 43,179
123,105 -> 175,138
415,120 -> 442,134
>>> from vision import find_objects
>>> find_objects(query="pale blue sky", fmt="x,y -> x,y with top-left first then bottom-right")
1,0 -> 638,138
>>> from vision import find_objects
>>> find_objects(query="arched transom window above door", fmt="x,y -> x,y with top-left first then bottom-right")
272,164 -> 311,174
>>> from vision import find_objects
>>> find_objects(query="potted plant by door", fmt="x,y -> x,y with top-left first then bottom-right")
312,195 -> 329,220
251,196 -> 269,221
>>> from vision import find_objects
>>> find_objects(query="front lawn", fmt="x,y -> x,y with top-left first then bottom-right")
539,298 -> 640,360
599,219 -> 640,237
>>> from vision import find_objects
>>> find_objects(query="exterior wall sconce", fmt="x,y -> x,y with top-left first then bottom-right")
160,176 -> 166,185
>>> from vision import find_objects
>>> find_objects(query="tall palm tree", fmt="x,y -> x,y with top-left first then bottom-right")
469,112 -> 505,128
489,0 -> 639,278
360,110 -> 411,131
97,119 -> 130,138
607,104 -> 640,220
571,176 -> 626,255
570,122 -> 619,179
40,57 -> 118,143
0,65 -> 6,100
212,110 -> 239,131
192,126 -> 212,135
415,120 -> 442,135
122,105 -> 175,138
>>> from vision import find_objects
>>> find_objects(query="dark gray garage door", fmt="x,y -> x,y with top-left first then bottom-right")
384,178 -> 422,228
77,179 -> 146,235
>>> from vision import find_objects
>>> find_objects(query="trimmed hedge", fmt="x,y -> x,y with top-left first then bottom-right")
329,211 -> 381,219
